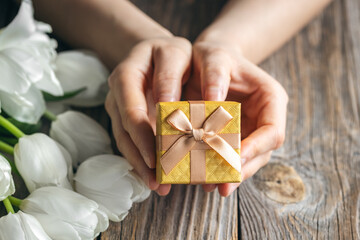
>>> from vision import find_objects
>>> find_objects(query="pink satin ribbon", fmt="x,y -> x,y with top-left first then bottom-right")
160,106 -> 241,177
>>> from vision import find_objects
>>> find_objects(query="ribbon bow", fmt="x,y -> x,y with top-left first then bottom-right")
160,106 -> 241,175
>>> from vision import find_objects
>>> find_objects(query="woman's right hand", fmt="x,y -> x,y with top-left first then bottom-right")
105,37 -> 192,195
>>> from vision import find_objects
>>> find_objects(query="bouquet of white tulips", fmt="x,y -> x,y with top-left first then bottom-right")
0,1 -> 151,239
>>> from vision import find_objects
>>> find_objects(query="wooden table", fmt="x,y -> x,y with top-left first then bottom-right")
1,0 -> 359,239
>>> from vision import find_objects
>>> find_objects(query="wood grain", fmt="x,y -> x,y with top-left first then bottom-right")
238,0 -> 360,239
1,0 -> 359,239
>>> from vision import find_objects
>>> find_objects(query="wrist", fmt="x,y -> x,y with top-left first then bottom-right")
195,28 -> 243,56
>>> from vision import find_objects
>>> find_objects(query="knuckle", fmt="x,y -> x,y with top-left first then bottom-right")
250,140 -> 260,159
157,44 -> 190,59
107,63 -> 129,88
122,107 -> 147,130
155,70 -> 179,84
274,127 -> 285,149
203,65 -> 228,86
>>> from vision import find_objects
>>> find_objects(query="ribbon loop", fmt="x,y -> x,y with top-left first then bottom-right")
160,106 -> 241,176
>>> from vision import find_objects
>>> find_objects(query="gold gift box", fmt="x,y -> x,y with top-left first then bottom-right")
156,101 -> 241,184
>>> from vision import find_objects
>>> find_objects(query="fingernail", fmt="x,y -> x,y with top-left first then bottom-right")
229,185 -> 238,194
241,158 -> 246,165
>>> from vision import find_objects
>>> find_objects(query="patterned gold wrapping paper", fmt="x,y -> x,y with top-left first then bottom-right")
156,101 -> 241,184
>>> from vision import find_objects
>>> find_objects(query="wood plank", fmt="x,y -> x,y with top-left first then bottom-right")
101,1 -> 239,239
101,185 -> 237,240
238,0 -> 360,239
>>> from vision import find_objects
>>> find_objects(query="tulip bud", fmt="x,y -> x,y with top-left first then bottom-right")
14,133 -> 73,192
74,154 -> 151,222
0,211 -> 52,240
0,155 -> 15,201
20,186 -> 109,240
50,111 -> 113,168
55,50 -> 109,107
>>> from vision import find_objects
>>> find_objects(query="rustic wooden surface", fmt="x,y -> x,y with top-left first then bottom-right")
1,0 -> 360,239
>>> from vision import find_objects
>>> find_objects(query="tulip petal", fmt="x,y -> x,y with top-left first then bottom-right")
20,187 -> 109,239
33,214 -> 81,240
74,155 -> 150,222
0,53 -> 32,94
14,133 -> 73,192
21,187 -> 99,222
74,154 -> 132,188
128,173 -> 151,203
0,155 -> 15,201
0,85 -> 45,124
55,50 -> 109,106
0,1 -> 36,49
50,111 -> 113,167
0,211 -> 52,240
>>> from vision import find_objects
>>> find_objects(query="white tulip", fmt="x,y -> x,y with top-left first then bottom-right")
0,0 -> 62,96
20,186 -> 109,240
14,133 -> 73,192
0,85 -> 45,124
0,155 -> 15,201
50,111 -> 113,168
74,154 -> 151,222
55,50 -> 109,107
0,211 -> 51,240
0,0 -> 63,123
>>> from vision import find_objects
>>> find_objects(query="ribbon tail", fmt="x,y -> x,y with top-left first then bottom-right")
160,135 -> 196,175
204,135 -> 241,173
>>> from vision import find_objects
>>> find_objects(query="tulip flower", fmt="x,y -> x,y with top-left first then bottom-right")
55,50 -> 109,107
20,186 -> 109,240
0,0 -> 63,123
50,111 -> 113,167
14,133 -> 73,192
0,85 -> 46,124
0,211 -> 51,240
74,154 -> 151,222
0,155 -> 15,201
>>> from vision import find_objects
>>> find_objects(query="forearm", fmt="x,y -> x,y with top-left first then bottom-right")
33,0 -> 172,68
197,0 -> 332,64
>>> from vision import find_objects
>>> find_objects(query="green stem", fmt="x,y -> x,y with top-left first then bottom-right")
8,196 -> 22,208
3,198 -> 15,214
43,109 -> 57,121
0,115 -> 25,139
0,140 -> 14,154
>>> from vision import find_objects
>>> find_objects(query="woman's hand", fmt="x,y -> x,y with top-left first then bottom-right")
184,40 -> 288,196
105,37 -> 192,196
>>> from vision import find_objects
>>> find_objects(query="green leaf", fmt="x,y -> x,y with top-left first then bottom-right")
0,117 -> 42,136
43,87 -> 87,102
0,136 -> 18,146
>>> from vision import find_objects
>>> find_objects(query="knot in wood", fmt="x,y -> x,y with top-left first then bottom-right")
253,163 -> 305,204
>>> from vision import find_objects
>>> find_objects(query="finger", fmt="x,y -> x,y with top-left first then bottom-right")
241,151 -> 272,181
152,43 -> 191,102
217,151 -> 272,197
241,93 -> 287,162
156,183 -> 172,196
218,183 -> 239,197
200,51 -> 232,101
202,184 -> 217,193
111,51 -> 156,169
105,92 -> 159,190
